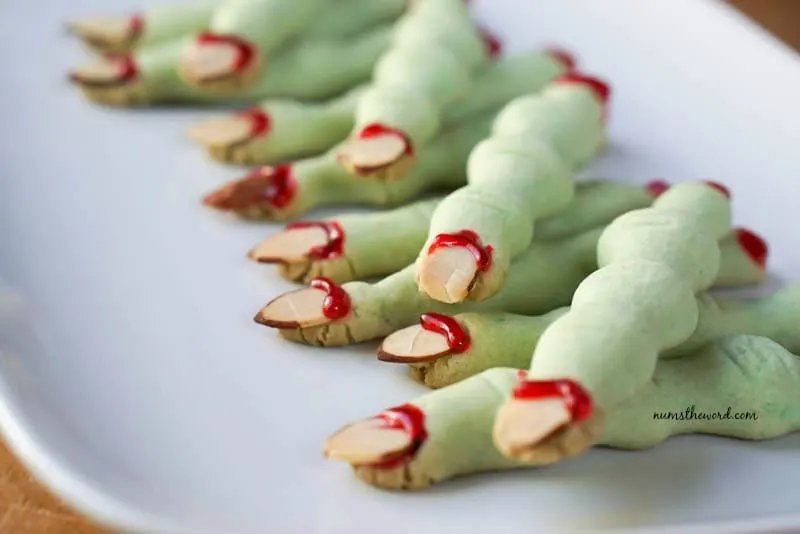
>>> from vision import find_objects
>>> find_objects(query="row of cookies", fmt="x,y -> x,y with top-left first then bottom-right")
220,24 -> 798,491
254,178 -> 796,491
235,78 -> 796,490
65,0 -> 800,492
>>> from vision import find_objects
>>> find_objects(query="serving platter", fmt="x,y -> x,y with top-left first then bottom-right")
1,0 -> 799,532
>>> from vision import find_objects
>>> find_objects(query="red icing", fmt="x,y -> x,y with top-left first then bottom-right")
478,27 -> 503,58
357,123 -> 414,158
546,48 -> 576,71
512,378 -> 593,422
735,227 -> 768,269
419,313 -> 470,353
114,55 -> 138,81
236,107 -> 272,137
202,165 -> 296,211
427,230 -> 493,272
645,179 -> 671,198
195,32 -> 256,73
369,404 -> 428,469
309,277 -> 351,320
128,14 -> 144,38
705,181 -> 731,199
556,72 -> 611,104
285,221 -> 345,260
258,165 -> 296,208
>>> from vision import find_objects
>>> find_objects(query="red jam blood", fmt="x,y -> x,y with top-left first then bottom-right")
129,14 -> 144,39
358,123 -> 414,158
237,107 -> 271,137
369,404 -> 428,469
256,165 -> 296,208
419,313 -> 471,353
705,181 -> 731,199
556,72 -> 611,103
735,227 -> 768,269
115,55 -> 139,81
285,221 -> 345,260
427,230 -> 494,272
645,179 -> 671,198
512,378 -> 594,422
202,165 -> 296,211
546,48 -> 576,71
195,32 -> 256,73
556,72 -> 611,122
309,277 -> 351,320
478,28 -> 503,58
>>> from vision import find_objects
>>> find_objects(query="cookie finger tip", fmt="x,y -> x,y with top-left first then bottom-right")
735,227 -> 769,269
377,323 -> 454,363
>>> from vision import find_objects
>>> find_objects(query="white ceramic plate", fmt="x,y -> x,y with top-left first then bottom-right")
1,0 -> 800,532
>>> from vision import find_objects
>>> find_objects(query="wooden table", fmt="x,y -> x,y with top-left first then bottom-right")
1,2 -> 797,532
0,440 -> 106,533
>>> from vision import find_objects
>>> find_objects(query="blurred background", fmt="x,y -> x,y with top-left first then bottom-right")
730,0 -> 800,51
0,1 -> 798,532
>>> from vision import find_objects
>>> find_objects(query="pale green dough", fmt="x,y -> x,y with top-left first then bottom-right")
281,198 -> 442,284
243,50 -> 571,165
208,0 -> 329,55
535,180 -> 656,241
134,36 -> 208,102
248,25 -> 392,100
354,336 -> 800,489
407,278 -> 793,389
127,24 -> 392,104
281,112 -> 496,219
75,0 -> 400,54
664,284 -> 800,358
405,310 -> 567,389
488,83 -> 605,168
282,181 -> 662,284
417,82 -> 606,302
300,0 -> 406,42
527,182 -> 732,411
605,335 -> 800,446
598,184 -> 732,289
282,228 -> 605,346
711,231 -> 768,287
138,1 -> 218,48
647,181 -> 731,240
353,0 -> 488,145
442,52 -> 571,125
242,86 -> 366,165
282,222 -> 759,347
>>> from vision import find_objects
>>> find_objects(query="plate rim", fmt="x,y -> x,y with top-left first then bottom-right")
1,0 -> 800,532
